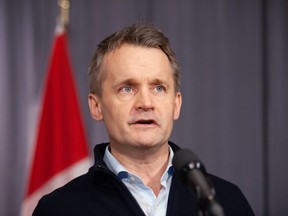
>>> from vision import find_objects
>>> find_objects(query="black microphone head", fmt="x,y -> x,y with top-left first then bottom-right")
172,149 -> 223,215
173,149 -> 205,174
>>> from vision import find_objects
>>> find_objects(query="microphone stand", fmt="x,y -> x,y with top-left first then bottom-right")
195,187 -> 224,216
184,163 -> 225,216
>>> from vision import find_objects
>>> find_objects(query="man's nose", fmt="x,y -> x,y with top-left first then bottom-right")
135,88 -> 154,111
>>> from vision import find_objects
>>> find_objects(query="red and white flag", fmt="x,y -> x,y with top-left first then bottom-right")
21,24 -> 91,216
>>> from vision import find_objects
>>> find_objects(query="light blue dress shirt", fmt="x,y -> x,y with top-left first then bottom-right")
103,145 -> 174,216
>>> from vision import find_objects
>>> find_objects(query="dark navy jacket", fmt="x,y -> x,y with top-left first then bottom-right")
33,142 -> 254,216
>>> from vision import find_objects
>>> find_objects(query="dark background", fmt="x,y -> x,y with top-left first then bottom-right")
0,1 -> 287,215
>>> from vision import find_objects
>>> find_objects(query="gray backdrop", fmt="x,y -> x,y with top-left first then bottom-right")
0,0 -> 287,215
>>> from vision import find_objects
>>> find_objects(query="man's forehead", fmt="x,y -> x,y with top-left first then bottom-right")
103,45 -> 170,68
100,44 -> 175,87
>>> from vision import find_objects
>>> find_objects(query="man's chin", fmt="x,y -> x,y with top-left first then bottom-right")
130,138 -> 167,150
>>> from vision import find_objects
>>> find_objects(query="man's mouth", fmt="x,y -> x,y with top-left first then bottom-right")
128,113 -> 160,127
134,119 -> 156,125
128,117 -> 158,126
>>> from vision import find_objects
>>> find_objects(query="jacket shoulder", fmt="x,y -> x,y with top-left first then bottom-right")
32,168 -> 103,215
209,174 -> 255,216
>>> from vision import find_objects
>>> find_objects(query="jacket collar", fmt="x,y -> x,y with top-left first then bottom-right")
92,141 -> 181,168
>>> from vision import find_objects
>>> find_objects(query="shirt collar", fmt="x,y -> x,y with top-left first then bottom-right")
103,145 -> 174,180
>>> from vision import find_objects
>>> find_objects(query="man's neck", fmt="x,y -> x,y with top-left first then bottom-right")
110,144 -> 170,196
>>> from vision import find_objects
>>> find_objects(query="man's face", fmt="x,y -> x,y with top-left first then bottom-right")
88,44 -> 182,151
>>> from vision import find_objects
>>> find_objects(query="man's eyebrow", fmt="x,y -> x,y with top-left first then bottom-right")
113,78 -> 138,87
151,78 -> 170,86
113,78 -> 170,88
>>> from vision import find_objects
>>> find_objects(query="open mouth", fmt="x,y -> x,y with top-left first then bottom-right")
128,115 -> 159,126
135,119 -> 156,125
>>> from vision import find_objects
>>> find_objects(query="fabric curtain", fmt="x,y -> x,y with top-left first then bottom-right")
0,1 -> 287,215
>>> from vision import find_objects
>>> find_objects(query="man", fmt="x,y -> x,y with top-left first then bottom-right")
33,23 -> 254,215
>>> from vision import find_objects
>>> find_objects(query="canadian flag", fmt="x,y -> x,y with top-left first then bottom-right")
21,24 -> 91,216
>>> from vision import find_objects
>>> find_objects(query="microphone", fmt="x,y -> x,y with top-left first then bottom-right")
172,149 -> 224,216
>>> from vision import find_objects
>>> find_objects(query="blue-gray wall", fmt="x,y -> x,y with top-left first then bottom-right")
0,1 -> 287,215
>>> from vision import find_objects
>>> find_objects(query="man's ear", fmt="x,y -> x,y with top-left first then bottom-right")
173,92 -> 182,120
88,93 -> 103,121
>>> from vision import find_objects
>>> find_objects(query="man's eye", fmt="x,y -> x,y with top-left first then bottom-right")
121,86 -> 133,93
155,85 -> 165,92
